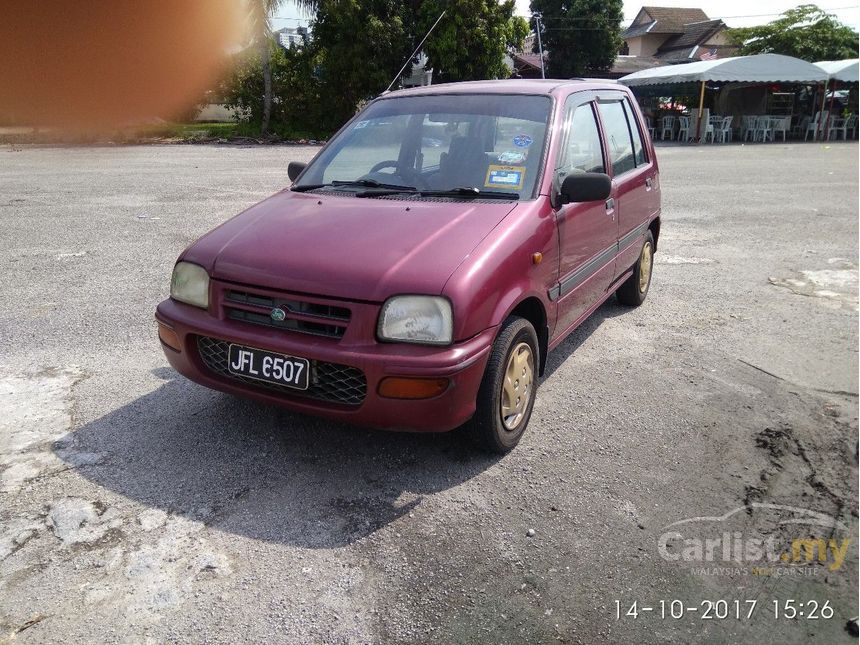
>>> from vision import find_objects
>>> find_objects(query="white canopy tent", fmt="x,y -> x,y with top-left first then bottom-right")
619,54 -> 829,141
815,59 -> 859,83
619,53 -> 829,86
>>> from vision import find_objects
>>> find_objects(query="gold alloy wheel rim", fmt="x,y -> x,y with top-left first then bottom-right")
501,342 -> 534,431
639,241 -> 653,293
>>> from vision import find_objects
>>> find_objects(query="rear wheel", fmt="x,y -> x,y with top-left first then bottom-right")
616,230 -> 654,306
469,316 -> 539,453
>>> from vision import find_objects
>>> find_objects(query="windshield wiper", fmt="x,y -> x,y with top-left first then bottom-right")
419,186 -> 520,200
291,179 -> 417,194
332,179 -> 416,191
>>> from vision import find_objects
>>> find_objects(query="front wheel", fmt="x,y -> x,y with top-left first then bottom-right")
616,230 -> 654,306
469,316 -> 539,453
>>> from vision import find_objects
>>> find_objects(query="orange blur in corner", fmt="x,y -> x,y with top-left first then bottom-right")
0,1 -> 245,129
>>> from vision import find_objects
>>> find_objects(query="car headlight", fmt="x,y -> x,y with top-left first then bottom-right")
170,262 -> 209,308
378,295 -> 453,345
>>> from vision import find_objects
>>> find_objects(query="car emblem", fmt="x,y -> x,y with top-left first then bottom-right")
270,308 -> 286,322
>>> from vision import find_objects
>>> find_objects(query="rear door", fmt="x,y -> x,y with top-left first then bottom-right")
596,94 -> 658,274
553,93 -> 618,335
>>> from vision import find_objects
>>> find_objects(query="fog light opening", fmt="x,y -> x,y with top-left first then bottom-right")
378,377 -> 449,400
157,321 -> 181,352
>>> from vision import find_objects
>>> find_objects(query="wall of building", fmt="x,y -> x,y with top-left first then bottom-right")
703,31 -> 731,47
627,34 -> 666,57
194,104 -> 235,122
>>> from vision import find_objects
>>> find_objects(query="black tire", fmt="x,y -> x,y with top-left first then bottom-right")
616,230 -> 655,307
469,316 -> 539,453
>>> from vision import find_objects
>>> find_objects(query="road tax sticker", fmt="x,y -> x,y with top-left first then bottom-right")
512,134 -> 533,147
485,164 -> 526,190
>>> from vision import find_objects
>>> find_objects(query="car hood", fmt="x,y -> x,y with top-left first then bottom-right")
183,190 -> 518,302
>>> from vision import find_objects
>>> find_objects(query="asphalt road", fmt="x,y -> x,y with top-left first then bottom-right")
1,141 -> 857,644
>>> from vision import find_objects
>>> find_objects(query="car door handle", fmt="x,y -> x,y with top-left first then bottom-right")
605,198 -> 615,213
645,177 -> 653,190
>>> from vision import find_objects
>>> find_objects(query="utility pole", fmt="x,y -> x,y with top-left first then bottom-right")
533,13 -> 545,79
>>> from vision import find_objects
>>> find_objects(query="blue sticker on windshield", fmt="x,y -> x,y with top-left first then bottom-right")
513,134 -> 533,148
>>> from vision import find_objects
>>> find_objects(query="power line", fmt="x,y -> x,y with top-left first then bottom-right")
523,5 -> 857,23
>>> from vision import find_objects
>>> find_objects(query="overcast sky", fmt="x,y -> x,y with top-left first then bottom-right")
272,1 -> 859,32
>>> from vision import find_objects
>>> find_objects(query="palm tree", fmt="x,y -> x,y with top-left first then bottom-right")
248,0 -> 318,137
248,0 -> 280,136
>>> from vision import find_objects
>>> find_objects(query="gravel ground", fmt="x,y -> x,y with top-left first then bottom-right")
0,141 -> 857,644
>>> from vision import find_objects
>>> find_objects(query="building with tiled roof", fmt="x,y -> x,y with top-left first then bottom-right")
621,6 -> 738,64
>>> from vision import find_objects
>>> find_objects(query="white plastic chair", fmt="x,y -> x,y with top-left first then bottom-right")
702,117 -> 715,143
749,116 -> 772,142
660,115 -> 676,140
715,116 -> 733,143
677,116 -> 692,142
740,115 -> 756,141
829,115 -> 856,140
805,111 -> 828,140
793,116 -> 809,139
646,117 -> 656,140
770,116 -> 789,142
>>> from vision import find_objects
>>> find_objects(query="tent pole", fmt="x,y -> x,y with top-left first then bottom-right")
823,79 -> 837,140
697,80 -> 706,143
816,81 -> 828,139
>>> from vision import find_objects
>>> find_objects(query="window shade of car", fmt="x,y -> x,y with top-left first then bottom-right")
597,101 -> 636,176
624,98 -> 648,167
559,102 -> 605,175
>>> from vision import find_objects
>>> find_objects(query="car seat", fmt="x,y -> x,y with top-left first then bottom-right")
436,136 -> 490,190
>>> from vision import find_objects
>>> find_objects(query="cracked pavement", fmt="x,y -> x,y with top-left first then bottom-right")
0,142 -> 857,643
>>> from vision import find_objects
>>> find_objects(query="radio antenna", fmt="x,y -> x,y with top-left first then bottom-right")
384,10 -> 447,94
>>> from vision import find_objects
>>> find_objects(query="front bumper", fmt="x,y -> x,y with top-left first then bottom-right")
154,298 -> 495,432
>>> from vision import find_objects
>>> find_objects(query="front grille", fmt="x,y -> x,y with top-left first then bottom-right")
223,289 -> 350,339
196,336 -> 366,406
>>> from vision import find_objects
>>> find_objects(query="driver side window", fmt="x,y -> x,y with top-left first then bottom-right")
321,114 -> 411,183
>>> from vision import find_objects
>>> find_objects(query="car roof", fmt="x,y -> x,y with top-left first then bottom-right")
383,78 -> 625,99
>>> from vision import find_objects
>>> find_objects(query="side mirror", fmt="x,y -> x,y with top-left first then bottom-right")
288,161 -> 307,182
559,172 -> 611,205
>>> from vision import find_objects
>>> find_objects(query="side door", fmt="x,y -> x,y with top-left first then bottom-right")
596,95 -> 658,275
553,93 -> 618,336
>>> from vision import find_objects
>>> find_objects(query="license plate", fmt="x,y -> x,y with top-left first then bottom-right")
227,344 -> 310,390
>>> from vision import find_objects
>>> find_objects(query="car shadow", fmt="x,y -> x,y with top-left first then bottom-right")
55,368 -> 499,548
542,297 -> 630,380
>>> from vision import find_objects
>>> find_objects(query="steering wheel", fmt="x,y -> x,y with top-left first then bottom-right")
361,160 -> 426,189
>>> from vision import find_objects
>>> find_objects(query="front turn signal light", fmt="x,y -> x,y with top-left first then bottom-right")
157,321 -> 181,352
378,377 -> 449,400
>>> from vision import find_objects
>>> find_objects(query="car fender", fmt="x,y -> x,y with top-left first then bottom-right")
443,200 -> 559,343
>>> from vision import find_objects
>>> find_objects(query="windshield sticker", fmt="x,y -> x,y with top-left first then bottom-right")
497,150 -> 526,165
354,120 -> 369,129
485,165 -> 526,191
512,134 -> 533,148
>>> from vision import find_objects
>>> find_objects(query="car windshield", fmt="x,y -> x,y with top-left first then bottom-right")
295,93 -> 552,200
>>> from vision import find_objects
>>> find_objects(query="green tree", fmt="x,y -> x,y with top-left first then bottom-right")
529,0 -> 623,77
728,4 -> 858,61
223,42 -> 328,138
311,0 -> 412,127
416,0 -> 528,83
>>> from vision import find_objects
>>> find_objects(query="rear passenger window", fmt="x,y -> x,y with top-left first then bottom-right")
597,101 -> 635,175
558,103 -> 604,176
624,99 -> 648,166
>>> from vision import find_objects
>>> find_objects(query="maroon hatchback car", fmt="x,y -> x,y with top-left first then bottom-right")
156,79 -> 661,452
